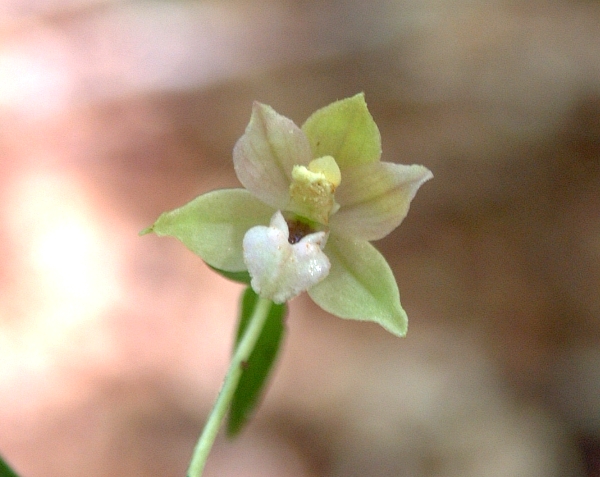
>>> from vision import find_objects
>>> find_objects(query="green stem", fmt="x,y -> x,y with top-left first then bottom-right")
187,296 -> 273,477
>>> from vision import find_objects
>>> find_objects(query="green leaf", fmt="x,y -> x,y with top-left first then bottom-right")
142,189 -> 274,272
227,287 -> 286,436
301,93 -> 381,169
0,455 -> 20,477
307,235 -> 408,337
207,265 -> 252,285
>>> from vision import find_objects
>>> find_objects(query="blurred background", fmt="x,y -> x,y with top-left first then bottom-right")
1,0 -> 599,476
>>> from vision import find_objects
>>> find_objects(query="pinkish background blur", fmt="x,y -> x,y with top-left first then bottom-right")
1,0 -> 599,476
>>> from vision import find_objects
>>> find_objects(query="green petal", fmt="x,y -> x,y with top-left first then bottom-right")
143,189 -> 274,272
330,162 -> 433,241
307,235 -> 407,337
228,287 -> 286,437
301,93 -> 381,169
233,102 -> 313,210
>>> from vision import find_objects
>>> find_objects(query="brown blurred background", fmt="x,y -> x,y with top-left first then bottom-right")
1,0 -> 599,476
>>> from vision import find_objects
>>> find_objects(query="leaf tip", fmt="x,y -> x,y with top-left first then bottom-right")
351,91 -> 366,102
139,226 -> 154,236
383,309 -> 408,337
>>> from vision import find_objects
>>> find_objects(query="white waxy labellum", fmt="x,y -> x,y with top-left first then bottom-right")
243,211 -> 330,303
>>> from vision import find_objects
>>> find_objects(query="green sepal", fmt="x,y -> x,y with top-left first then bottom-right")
0,455 -> 20,477
227,287 -> 286,437
308,235 -> 408,337
141,189 -> 274,272
301,92 -> 381,169
207,264 -> 252,285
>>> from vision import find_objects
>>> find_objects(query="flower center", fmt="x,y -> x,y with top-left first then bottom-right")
287,156 -> 341,225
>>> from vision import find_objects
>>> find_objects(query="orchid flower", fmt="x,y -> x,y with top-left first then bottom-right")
143,93 -> 432,336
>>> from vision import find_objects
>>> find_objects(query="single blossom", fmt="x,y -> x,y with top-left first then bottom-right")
142,93 -> 432,336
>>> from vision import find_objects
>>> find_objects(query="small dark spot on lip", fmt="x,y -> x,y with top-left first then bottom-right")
287,219 -> 314,244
